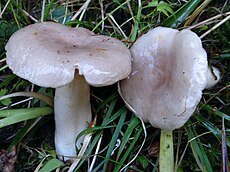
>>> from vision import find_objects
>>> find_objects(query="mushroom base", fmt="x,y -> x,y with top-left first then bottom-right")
54,74 -> 92,161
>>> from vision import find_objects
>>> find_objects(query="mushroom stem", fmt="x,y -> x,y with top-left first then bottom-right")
205,66 -> 221,89
54,74 -> 92,161
159,130 -> 174,172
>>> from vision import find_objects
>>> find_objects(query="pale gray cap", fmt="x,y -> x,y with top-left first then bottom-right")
6,22 -> 131,88
119,27 -> 208,131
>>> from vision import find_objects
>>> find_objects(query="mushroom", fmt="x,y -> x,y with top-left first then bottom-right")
5,22 -> 131,160
119,27 -> 220,131
118,27 -> 220,171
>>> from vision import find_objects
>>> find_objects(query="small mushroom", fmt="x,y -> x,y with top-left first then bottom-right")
5,22 -> 131,160
205,66 -> 221,89
119,27 -> 220,131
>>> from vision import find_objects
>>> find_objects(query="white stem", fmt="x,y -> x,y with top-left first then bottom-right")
205,66 -> 221,89
54,74 -> 92,161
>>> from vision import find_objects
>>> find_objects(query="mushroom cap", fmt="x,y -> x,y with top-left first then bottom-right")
119,27 -> 207,131
5,22 -> 131,88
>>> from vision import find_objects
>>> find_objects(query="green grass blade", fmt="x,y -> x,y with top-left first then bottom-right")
92,0 -> 131,32
163,0 -> 201,27
103,107 -> 127,126
102,109 -> 127,171
41,0 -> 55,21
39,158 -> 63,172
91,160 -> 104,172
184,0 -> 213,26
115,116 -> 140,162
0,75 -> 16,88
152,157 -> 160,172
9,0 -> 30,25
75,125 -> 117,142
113,126 -> 143,171
194,114 -> 230,147
221,118 -> 228,172
95,93 -> 118,115
194,114 -> 221,138
186,120 -> 213,172
75,133 -> 103,171
130,0 -> 142,42
201,104 -> 230,121
7,119 -> 41,152
159,130 -> 174,172
75,99 -> 125,170
0,107 -> 53,128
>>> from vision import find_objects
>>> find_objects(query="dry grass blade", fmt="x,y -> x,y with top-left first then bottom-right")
119,117 -> 147,172
0,58 -> 6,63
68,117 -> 96,171
184,0 -> 213,26
221,118 -> 228,172
200,14 -> 230,38
0,92 -> 54,107
41,0 -> 46,22
88,134 -> 103,171
0,0 -> 10,18
185,11 -> 230,30
71,0 -> 91,21
22,10 -> 38,22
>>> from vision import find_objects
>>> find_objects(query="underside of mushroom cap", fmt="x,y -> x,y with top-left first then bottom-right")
6,22 -> 131,88
119,27 -> 207,131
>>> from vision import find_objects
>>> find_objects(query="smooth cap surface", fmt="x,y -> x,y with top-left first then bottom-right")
119,27 -> 207,131
6,22 -> 131,88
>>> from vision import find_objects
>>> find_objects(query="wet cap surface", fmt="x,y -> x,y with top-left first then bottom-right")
6,22 -> 131,88
119,27 -> 207,131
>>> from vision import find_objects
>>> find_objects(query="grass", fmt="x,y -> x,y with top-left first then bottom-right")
0,0 -> 229,171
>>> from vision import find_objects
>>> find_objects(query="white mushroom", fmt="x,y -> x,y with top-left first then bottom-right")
5,22 -> 131,160
118,27 -> 220,172
119,27 -> 220,131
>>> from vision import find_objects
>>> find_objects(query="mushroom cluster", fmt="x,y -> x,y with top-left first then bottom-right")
119,26 -> 220,131
5,23 -> 220,164
5,22 -> 131,160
